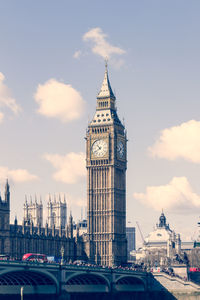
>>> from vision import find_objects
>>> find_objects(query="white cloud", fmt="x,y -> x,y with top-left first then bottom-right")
73,50 -> 82,59
0,112 -> 4,123
149,120 -> 200,163
67,195 -> 86,208
83,27 -> 125,66
133,177 -> 200,213
0,72 -> 21,120
34,78 -> 85,123
0,166 -> 38,183
44,152 -> 86,184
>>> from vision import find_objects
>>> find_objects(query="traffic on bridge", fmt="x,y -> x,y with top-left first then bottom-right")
0,258 -> 149,299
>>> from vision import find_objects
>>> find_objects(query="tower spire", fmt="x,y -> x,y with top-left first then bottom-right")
97,63 -> 115,100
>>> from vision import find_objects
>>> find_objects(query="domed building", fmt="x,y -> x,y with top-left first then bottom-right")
135,212 -> 181,263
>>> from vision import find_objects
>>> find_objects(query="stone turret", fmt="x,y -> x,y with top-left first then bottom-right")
68,213 -> 73,239
24,195 -> 43,227
47,194 -> 67,229
45,222 -> 48,236
76,222 -> 80,238
0,180 -> 10,234
4,179 -> 10,204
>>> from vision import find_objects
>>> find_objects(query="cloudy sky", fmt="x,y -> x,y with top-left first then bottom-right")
1,0 -> 200,246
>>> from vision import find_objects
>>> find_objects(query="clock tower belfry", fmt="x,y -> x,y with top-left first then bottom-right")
86,64 -> 127,266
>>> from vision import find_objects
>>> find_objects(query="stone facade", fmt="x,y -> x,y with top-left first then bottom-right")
135,212 -> 181,263
86,65 -> 127,266
24,196 -> 43,227
47,195 -> 67,229
0,180 -> 10,255
0,181 -> 86,261
126,227 -> 136,261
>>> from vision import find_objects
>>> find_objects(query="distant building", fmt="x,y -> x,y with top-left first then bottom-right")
192,218 -> 200,248
182,241 -> 194,251
0,181 -> 86,261
135,212 -> 181,262
47,195 -> 67,229
144,212 -> 181,256
126,227 -> 136,261
73,219 -> 87,237
23,196 -> 43,227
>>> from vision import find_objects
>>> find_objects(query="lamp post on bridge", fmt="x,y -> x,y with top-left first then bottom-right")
61,246 -> 64,265
21,286 -> 24,300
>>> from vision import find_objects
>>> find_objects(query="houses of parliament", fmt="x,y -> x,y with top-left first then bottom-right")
0,65 -> 127,266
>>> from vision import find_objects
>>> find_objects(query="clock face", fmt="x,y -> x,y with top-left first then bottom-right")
117,141 -> 125,158
92,139 -> 108,157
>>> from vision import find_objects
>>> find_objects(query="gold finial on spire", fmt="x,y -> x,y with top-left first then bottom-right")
105,57 -> 108,70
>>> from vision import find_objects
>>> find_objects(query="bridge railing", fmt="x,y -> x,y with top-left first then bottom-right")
0,260 -> 146,275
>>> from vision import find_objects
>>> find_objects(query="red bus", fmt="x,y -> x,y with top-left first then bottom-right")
189,267 -> 200,272
22,253 -> 47,263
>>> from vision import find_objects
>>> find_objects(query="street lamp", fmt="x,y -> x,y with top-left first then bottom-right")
61,246 -> 64,265
21,287 -> 24,300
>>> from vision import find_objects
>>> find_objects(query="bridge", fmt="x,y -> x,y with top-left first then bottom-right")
0,262 -> 199,299
0,261 -> 147,297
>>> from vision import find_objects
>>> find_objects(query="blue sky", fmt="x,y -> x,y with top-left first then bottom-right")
1,1 -> 200,246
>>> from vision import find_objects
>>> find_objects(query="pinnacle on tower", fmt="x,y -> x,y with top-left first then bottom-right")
68,212 -> 73,238
97,63 -> 115,100
48,194 -> 51,203
5,179 -> 9,192
5,179 -> 10,202
69,211 -> 73,223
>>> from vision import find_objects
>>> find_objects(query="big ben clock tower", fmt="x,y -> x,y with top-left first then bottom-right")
86,64 -> 127,266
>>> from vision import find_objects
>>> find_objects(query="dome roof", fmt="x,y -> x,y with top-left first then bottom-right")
144,212 -> 172,245
145,227 -> 172,244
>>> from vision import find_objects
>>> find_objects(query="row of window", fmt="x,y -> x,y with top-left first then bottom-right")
91,128 -> 109,133
97,113 -> 109,117
93,118 -> 111,123
98,101 -> 108,108
90,160 -> 109,165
